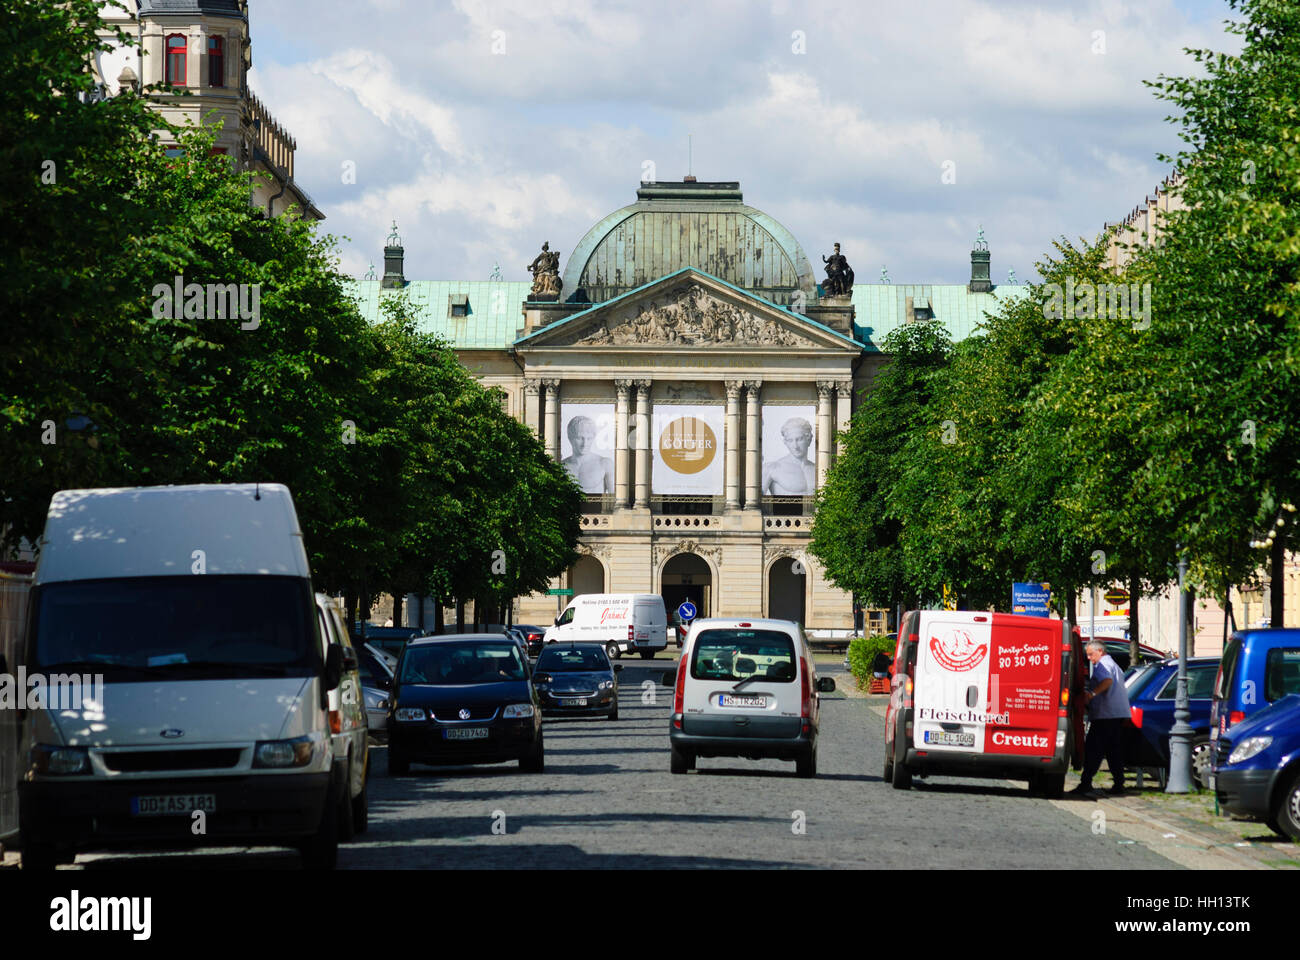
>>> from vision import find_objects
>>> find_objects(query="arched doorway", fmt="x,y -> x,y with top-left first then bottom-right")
767,556 -> 806,625
569,554 -> 605,597
661,553 -> 712,626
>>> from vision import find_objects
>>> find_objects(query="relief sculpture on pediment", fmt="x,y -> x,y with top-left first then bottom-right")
572,282 -> 809,347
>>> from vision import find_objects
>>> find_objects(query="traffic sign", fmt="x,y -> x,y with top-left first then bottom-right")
677,600 -> 698,622
547,588 -> 574,596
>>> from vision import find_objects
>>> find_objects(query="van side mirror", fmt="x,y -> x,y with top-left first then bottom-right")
324,644 -> 344,690
661,669 -> 676,687
816,677 -> 836,693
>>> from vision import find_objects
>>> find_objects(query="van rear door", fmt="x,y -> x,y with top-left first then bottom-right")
984,614 -> 1061,759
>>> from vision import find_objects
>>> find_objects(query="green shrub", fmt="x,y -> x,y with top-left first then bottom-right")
847,633 -> 896,688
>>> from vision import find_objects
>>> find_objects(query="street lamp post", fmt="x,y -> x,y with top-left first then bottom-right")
1167,554 -> 1193,793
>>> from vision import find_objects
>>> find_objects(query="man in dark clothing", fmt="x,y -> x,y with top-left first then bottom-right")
1069,639 -> 1131,797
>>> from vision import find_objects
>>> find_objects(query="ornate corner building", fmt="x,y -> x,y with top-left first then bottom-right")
356,179 -> 1027,631
90,0 -> 321,221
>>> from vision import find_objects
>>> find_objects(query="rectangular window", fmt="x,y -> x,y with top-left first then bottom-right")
1265,648 -> 1300,702
207,36 -> 224,87
166,34 -> 187,86
691,629 -> 796,683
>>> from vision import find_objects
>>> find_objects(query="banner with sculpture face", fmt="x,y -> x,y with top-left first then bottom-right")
651,405 -> 724,495
761,406 -> 817,496
560,403 -> 616,494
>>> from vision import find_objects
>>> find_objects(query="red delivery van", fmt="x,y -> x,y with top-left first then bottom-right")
883,610 -> 1086,797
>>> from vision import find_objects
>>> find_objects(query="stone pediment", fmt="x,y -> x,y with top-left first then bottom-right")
524,271 -> 852,350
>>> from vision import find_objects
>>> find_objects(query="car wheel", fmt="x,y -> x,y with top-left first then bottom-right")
351,762 -> 369,835
520,734 -> 545,773
796,746 -> 817,779
670,744 -> 692,774
336,760 -> 356,843
608,703 -> 619,721
1275,770 -> 1300,842
388,747 -> 409,777
882,738 -> 895,783
1190,736 -> 1213,790
640,650 -> 655,660
299,790 -> 340,870
890,725 -> 912,790
19,833 -> 59,871
606,642 -> 620,660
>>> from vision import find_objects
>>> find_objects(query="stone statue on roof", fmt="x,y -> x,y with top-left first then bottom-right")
527,241 -> 563,300
821,242 -> 854,297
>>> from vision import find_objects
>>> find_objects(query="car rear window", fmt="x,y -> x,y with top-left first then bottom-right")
691,629 -> 796,683
400,642 -> 525,685
1265,648 -> 1300,702
1125,662 -> 1161,695
1215,638 -> 1242,701
1156,664 -> 1217,700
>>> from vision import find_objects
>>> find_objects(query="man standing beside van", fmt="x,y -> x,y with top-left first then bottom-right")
1071,639 -> 1131,797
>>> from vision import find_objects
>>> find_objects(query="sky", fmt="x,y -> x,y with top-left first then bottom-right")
244,0 -> 1242,287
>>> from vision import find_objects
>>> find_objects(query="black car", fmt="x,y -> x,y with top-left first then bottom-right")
352,625 -> 429,661
534,643 -> 622,720
387,635 -> 543,774
516,624 -> 549,657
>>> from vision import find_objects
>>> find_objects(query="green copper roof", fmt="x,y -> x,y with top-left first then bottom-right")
349,279 -> 533,348
851,283 -> 1030,352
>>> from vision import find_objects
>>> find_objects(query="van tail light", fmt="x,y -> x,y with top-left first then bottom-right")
628,624 -> 634,645
904,675 -> 914,707
673,659 -> 688,723
799,655 -> 811,733
1061,688 -> 1070,708
329,709 -> 342,734
1229,710 -> 1245,727
1130,706 -> 1143,729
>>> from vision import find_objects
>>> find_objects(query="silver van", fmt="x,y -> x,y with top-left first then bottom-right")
662,618 -> 834,777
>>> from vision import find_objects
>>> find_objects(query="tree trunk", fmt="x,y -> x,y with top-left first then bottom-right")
392,593 -> 404,628
1271,534 -> 1286,626
416,593 -> 425,631
455,598 -> 465,632
1128,572 -> 1140,666
434,599 -> 445,634
345,589 -> 357,637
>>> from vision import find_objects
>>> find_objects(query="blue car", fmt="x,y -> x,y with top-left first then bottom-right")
1213,693 -> 1300,841
1125,656 -> 1218,789
1211,629 -> 1300,738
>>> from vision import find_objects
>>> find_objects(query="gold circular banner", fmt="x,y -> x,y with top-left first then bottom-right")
658,417 -> 717,474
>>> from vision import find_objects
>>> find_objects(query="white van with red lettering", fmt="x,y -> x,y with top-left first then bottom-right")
543,594 -> 667,661
883,610 -> 1086,796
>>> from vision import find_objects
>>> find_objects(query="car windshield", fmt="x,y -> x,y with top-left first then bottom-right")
32,576 -> 315,678
536,647 -> 609,672
400,642 -> 526,685
691,629 -> 796,683
1125,662 -> 1161,693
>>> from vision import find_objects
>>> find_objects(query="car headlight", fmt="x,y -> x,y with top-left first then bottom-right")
31,744 -> 90,776
502,703 -> 535,719
599,680 -> 612,690
253,735 -> 317,769
1228,736 -> 1272,765
394,707 -> 427,722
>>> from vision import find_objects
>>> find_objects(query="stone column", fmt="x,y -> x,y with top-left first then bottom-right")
614,379 -> 633,508
542,378 -> 561,460
816,380 -> 834,488
743,380 -> 762,509
724,380 -> 742,511
633,379 -> 651,508
523,379 -> 541,440
835,381 -> 853,458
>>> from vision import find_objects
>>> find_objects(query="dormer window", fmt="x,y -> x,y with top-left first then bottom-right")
207,36 -> 224,87
165,34 -> 187,86
448,293 -> 469,318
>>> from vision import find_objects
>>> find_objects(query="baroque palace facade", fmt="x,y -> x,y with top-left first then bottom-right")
357,179 -> 1026,631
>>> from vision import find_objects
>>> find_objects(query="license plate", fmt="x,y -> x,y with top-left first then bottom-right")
131,794 -> 216,817
444,727 -> 489,740
719,694 -> 766,708
924,730 -> 975,747
563,698 -> 587,706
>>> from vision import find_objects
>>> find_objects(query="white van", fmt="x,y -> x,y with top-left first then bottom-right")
662,618 -> 835,777
883,609 -> 1086,796
544,594 -> 668,660
16,484 -> 349,869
